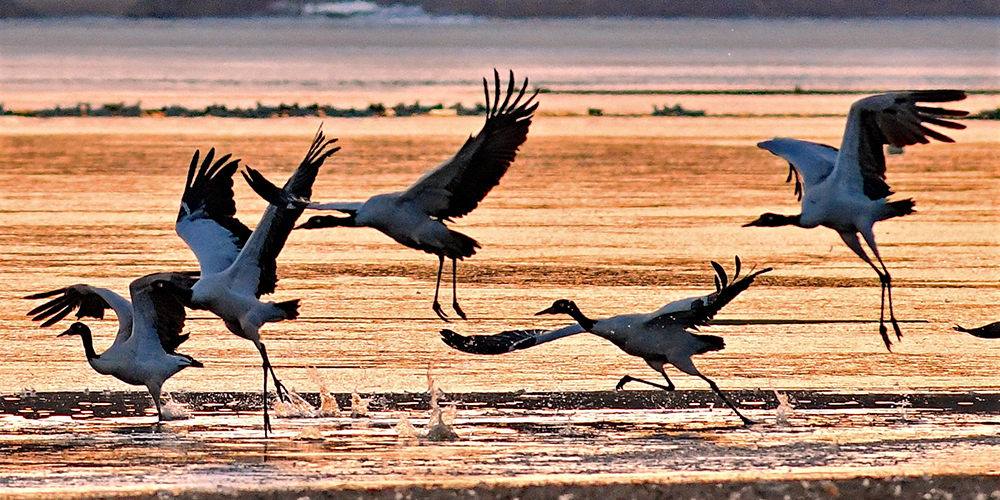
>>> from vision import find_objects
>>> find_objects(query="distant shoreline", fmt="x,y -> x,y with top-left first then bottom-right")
3,96 -> 998,120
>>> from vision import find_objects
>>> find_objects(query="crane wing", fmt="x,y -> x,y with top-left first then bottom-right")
234,129 -> 340,297
440,323 -> 586,355
646,256 -> 771,330
25,284 -> 135,345
399,70 -> 538,219
757,138 -> 838,201
836,90 -> 967,200
175,149 -> 252,276
128,272 -> 199,355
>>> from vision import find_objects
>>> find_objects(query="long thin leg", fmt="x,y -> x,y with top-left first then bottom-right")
697,373 -> 755,426
260,343 -> 289,402
861,229 -> 903,341
432,255 -> 448,321
839,231 -> 892,350
263,361 -> 272,438
451,258 -> 466,320
615,374 -> 674,391
148,384 -> 163,423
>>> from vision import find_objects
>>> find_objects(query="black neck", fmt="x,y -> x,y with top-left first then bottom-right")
310,214 -> 357,229
778,214 -> 803,227
78,330 -> 99,360
567,305 -> 596,331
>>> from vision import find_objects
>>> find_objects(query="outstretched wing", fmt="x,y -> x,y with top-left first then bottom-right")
837,90 -> 967,200
400,69 -> 538,219
440,324 -> 586,355
235,128 -> 340,297
646,256 -> 771,330
757,138 -> 838,201
129,272 -> 199,354
25,284 -> 135,345
175,149 -> 252,276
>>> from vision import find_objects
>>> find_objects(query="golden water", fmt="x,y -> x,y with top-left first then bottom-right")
0,112 -> 998,495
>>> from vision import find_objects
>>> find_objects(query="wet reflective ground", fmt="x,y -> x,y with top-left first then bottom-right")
4,389 -> 1000,498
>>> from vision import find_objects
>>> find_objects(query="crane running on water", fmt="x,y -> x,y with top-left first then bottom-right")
744,90 -> 967,351
249,70 -> 538,322
440,257 -> 770,426
176,129 -> 339,435
25,272 -> 202,421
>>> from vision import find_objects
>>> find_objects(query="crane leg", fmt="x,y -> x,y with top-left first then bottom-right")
839,231 -> 893,350
451,258 -> 466,320
615,374 -> 674,391
432,255 -> 449,321
697,373 -> 755,426
875,256 -> 902,341
259,343 -> 289,402
263,362 -> 272,438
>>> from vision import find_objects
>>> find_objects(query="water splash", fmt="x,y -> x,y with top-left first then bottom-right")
423,368 -> 458,442
273,390 -> 319,418
318,390 -> 342,417
159,394 -> 191,421
774,389 -> 794,426
293,426 -> 324,441
350,391 -> 370,418
308,367 -> 343,417
394,415 -> 420,445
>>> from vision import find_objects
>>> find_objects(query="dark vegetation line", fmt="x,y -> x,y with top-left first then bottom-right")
1,101 -> 997,119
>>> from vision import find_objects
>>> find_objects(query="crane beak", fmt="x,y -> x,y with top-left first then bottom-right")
57,327 -> 75,337
535,306 -> 558,316
295,215 -> 355,230
743,217 -> 764,227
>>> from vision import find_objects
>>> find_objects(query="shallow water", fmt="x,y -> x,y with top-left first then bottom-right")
2,17 -> 998,111
2,115 -> 998,395
0,106 -> 998,495
4,389 -> 1000,496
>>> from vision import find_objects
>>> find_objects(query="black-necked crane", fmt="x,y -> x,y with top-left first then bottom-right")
25,272 -> 202,421
440,257 -> 770,426
744,90 -> 967,351
175,129 -> 339,434
248,70 -> 537,322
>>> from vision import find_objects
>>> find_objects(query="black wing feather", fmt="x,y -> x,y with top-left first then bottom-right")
439,70 -> 539,219
955,321 -> 1000,339
252,128 -> 340,297
649,257 -> 771,330
25,285 -> 112,327
440,328 -> 548,355
141,272 -> 199,354
857,90 -> 967,201
177,148 -> 252,248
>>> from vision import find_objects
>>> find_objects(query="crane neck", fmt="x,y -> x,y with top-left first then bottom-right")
77,329 -> 99,361
567,305 -> 596,331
